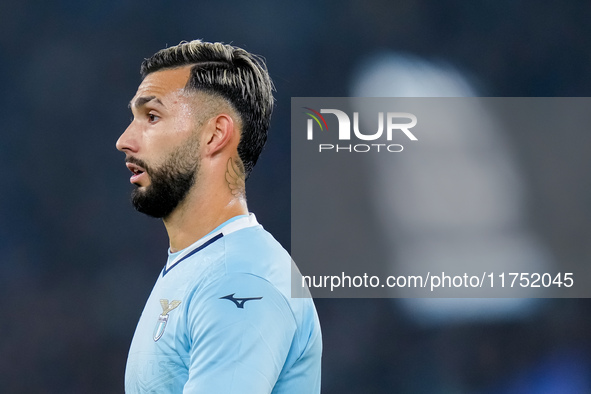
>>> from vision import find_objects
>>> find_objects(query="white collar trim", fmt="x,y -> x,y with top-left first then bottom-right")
165,213 -> 259,272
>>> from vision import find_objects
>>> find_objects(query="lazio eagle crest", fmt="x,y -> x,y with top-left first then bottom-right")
153,299 -> 181,342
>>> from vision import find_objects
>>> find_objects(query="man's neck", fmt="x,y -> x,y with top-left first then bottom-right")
163,189 -> 248,253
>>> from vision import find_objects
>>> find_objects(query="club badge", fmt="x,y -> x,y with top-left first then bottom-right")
153,299 -> 181,342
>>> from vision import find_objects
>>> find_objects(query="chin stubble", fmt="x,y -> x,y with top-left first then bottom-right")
129,140 -> 200,219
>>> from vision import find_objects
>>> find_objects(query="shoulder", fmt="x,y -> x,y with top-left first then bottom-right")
191,222 -> 293,299
224,225 -> 291,274
169,221 -> 295,319
169,216 -> 319,339
184,271 -> 299,355
191,271 -> 293,320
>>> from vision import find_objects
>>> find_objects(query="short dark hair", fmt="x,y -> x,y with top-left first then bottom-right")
141,40 -> 274,178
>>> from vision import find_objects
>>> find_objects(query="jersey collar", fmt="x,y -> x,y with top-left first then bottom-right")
164,213 -> 260,274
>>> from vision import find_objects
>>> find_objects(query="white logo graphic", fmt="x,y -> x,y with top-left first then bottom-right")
303,107 -> 417,153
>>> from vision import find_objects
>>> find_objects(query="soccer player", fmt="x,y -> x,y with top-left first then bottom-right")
116,40 -> 322,393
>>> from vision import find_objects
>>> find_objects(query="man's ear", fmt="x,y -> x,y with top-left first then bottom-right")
204,114 -> 236,156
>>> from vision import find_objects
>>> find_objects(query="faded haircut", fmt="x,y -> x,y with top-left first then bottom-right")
141,40 -> 274,178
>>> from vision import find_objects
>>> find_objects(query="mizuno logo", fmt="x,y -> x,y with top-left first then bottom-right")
220,293 -> 263,309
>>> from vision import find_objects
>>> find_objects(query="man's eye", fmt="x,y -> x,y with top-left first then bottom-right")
148,114 -> 160,122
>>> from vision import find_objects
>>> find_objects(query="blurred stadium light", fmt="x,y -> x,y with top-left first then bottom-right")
350,52 -> 551,324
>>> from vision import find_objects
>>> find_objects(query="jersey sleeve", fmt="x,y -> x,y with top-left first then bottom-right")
182,272 -> 296,393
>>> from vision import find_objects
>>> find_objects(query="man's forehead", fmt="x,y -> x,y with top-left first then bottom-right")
131,66 -> 193,106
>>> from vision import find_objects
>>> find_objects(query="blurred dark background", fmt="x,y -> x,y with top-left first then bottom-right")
2,1 -> 591,392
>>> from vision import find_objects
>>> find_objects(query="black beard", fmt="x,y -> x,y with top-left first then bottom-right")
129,148 -> 199,219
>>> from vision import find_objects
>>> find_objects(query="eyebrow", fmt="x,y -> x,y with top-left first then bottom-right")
128,96 -> 164,109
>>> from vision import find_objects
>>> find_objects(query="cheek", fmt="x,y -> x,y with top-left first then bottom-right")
145,123 -> 187,155
164,114 -> 198,147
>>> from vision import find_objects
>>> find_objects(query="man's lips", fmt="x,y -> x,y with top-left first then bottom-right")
126,162 -> 147,184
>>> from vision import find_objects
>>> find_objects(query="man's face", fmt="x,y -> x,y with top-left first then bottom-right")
116,66 -> 203,218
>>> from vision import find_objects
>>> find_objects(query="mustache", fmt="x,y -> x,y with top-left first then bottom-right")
125,156 -> 151,173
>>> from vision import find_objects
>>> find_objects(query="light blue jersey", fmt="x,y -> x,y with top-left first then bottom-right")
125,214 -> 322,393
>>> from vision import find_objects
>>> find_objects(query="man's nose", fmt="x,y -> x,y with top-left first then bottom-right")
116,122 -> 139,153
